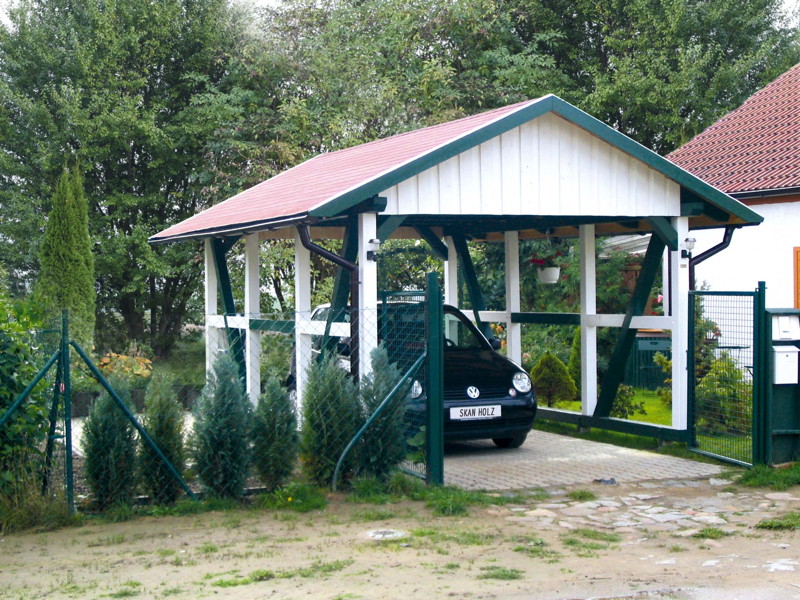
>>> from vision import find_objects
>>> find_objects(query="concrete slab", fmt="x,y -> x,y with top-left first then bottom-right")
443,430 -> 722,490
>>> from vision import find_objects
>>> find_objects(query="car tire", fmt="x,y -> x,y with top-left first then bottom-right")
492,432 -> 528,449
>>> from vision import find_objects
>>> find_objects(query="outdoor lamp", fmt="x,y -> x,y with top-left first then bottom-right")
681,237 -> 696,259
366,238 -> 381,261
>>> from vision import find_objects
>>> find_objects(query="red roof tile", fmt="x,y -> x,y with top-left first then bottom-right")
151,98 -> 542,242
668,63 -> 800,194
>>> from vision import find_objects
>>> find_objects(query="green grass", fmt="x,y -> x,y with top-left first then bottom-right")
755,512 -> 800,530
566,490 -> 596,502
737,463 -> 800,491
209,560 -> 353,587
476,566 -> 524,580
255,483 -> 328,513
692,527 -> 730,540
512,535 -> 561,562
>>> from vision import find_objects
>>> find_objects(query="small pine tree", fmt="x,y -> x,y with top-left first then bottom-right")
357,345 -> 408,481
530,351 -> 577,407
139,373 -> 185,505
82,379 -> 137,510
192,352 -> 252,499
37,163 -> 95,350
251,376 -> 298,492
301,352 -> 360,487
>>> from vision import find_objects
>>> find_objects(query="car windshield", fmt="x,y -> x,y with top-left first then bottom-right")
443,308 -> 489,350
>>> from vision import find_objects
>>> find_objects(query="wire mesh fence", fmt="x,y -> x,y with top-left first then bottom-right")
1,302 -> 434,517
689,291 -> 756,465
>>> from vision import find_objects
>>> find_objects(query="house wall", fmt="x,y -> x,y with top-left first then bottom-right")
693,199 -> 800,308
381,113 -> 681,217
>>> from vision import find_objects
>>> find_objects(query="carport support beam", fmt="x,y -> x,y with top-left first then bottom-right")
504,231 -> 521,364
579,224 -> 598,415
244,233 -> 261,405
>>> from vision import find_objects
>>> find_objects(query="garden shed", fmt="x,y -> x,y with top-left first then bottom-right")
150,94 -> 762,439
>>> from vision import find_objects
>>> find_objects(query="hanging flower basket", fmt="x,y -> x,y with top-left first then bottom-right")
537,266 -> 561,284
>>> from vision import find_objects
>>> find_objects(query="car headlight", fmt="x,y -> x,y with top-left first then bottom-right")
410,379 -> 423,399
512,372 -> 532,393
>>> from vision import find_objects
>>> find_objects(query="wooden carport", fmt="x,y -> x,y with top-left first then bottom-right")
150,94 -> 762,439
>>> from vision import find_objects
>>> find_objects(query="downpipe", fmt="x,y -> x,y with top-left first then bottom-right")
296,225 -> 361,379
689,226 -> 737,290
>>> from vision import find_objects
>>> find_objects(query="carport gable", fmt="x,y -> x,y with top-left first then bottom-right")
150,94 -> 760,245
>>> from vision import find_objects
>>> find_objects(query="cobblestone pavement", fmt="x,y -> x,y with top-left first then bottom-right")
444,430 -> 722,490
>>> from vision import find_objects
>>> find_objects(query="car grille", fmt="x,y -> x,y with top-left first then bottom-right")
444,386 -> 509,401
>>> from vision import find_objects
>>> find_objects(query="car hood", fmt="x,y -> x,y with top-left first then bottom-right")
442,349 -> 524,390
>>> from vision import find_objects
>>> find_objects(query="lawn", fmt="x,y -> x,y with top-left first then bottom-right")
555,388 -> 671,426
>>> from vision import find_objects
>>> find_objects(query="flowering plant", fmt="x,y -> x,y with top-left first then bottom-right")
530,249 -> 563,268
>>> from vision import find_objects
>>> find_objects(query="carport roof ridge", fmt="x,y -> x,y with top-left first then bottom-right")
150,94 -> 762,244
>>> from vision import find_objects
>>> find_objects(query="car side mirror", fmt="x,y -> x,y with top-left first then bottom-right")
489,338 -> 502,351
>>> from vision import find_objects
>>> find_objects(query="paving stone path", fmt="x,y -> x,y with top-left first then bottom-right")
444,430 -> 722,490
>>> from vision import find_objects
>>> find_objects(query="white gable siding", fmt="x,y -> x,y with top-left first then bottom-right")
381,113 -> 680,217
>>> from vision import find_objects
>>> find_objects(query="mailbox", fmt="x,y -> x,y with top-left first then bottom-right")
773,345 -> 799,385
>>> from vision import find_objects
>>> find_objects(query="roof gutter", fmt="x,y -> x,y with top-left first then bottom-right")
689,225 -> 737,290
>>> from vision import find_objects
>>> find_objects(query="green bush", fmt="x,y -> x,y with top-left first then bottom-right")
530,351 -> 577,407
696,352 -> 752,435
610,384 -> 645,419
192,352 -> 252,499
139,373 -> 185,505
567,327 -> 581,393
251,376 -> 298,492
301,352 -> 360,487
82,380 -> 138,510
357,345 -> 408,481
654,352 -> 672,408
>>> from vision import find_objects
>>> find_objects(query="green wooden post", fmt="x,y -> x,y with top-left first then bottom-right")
451,234 -> 492,339
211,236 -> 246,384
425,272 -> 444,485
595,235 -> 666,417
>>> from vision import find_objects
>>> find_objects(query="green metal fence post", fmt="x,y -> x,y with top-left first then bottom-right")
753,281 -> 768,465
41,359 -> 63,495
425,272 -> 444,485
61,311 -> 75,514
687,292 -> 697,448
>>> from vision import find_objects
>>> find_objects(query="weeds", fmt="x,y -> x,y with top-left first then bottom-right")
255,483 -> 328,513
692,527 -> 730,539
513,534 -> 562,562
477,566 -> 524,580
566,490 -> 597,502
737,464 -> 800,491
755,512 -> 800,530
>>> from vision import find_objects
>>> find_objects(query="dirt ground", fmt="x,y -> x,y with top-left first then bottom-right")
1,477 -> 799,600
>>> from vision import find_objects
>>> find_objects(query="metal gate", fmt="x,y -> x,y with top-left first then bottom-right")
688,285 -> 765,466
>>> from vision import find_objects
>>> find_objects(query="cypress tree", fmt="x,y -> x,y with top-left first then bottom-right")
37,164 -> 95,349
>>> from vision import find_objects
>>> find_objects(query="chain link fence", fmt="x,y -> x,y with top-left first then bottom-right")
2,300 -> 434,518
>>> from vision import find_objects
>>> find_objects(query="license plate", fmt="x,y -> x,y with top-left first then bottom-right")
450,405 -> 501,420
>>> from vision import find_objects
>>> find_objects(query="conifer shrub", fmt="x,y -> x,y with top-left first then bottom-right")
36,164 -> 95,350
82,379 -> 138,510
251,376 -> 297,492
530,351 -> 577,407
357,345 -> 408,481
567,327 -> 581,392
139,373 -> 185,505
191,352 -> 252,499
301,352 -> 360,487
610,384 -> 645,419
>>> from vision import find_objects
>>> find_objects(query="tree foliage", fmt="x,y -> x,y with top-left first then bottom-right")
36,164 -> 95,349
0,0 -> 796,357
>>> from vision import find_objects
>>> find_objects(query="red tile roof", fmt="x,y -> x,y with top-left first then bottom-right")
668,63 -> 800,195
151,98 -> 542,243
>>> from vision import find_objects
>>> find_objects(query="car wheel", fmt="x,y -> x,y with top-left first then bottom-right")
492,432 -> 528,449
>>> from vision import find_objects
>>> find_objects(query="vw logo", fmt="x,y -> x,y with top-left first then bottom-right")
466,386 -> 480,399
